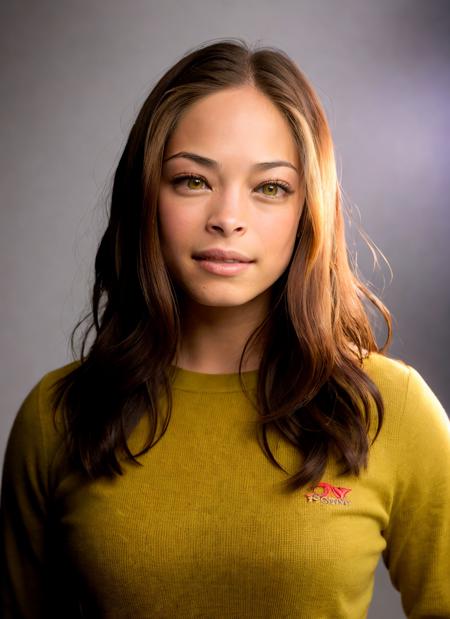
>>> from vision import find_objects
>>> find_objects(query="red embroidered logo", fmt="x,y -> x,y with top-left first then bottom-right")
305,482 -> 352,505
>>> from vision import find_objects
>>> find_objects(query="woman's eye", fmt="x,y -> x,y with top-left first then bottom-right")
257,181 -> 292,199
171,175 -> 207,190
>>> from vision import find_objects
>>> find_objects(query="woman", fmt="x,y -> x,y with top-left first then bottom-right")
1,38 -> 449,618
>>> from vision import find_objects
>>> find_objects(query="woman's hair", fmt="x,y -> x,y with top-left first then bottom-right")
50,37 -> 392,492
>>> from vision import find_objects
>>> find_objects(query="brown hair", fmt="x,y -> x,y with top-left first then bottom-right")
51,37 -> 392,491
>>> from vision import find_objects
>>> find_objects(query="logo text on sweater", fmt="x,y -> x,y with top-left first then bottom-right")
305,482 -> 352,506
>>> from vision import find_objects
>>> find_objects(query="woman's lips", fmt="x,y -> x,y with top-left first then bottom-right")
193,257 -> 253,276
192,249 -> 253,262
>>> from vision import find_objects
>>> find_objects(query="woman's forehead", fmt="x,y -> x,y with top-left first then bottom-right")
164,87 -> 300,173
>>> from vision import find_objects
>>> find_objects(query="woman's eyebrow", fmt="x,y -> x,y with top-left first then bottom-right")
163,151 -> 299,174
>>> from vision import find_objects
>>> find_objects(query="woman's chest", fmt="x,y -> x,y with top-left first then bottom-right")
55,424 -> 391,618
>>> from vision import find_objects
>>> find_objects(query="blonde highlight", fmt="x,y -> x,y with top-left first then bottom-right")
49,38 -> 393,490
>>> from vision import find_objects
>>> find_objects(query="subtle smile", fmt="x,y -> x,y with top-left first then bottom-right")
193,258 -> 253,276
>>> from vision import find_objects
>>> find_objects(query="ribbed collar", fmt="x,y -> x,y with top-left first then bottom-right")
170,365 -> 258,392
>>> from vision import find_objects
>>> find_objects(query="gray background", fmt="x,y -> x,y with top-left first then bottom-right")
1,1 -> 449,617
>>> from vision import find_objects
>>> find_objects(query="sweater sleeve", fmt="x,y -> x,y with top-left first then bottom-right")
0,374 -> 80,619
0,378 -> 54,618
382,365 -> 450,618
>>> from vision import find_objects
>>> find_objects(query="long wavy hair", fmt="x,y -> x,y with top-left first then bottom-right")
50,37 -> 392,492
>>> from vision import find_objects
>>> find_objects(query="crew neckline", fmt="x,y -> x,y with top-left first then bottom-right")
169,365 -> 258,392
168,351 -> 377,393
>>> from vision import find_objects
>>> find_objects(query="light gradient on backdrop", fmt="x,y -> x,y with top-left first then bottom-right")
1,1 -> 449,618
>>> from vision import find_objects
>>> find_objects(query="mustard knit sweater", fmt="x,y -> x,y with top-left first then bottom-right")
1,352 -> 449,618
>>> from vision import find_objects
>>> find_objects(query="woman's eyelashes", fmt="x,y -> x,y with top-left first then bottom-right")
170,173 -> 294,199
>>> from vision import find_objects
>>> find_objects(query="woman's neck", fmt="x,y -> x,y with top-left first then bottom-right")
175,297 -> 269,374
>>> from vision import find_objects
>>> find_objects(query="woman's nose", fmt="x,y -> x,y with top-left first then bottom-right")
205,189 -> 248,236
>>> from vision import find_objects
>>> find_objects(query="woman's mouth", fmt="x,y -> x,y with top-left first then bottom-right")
193,257 -> 253,276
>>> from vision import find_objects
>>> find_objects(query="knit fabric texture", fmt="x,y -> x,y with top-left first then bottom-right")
1,352 -> 449,618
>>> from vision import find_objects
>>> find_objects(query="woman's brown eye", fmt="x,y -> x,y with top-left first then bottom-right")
261,183 -> 279,197
171,175 -> 208,191
187,177 -> 205,190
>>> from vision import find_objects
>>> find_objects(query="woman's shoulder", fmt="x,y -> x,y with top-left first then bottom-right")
17,360 -> 81,424
361,350 -> 411,393
362,349 -> 409,372
361,351 -> 443,404
38,359 -> 82,392
361,351 -> 448,443
3,361 -> 83,498
7,361 -> 82,461
15,358 -> 80,412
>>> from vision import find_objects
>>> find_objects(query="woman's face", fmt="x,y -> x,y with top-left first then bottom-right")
158,85 -> 305,313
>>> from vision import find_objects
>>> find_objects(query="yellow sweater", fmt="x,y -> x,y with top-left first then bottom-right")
1,352 -> 449,618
